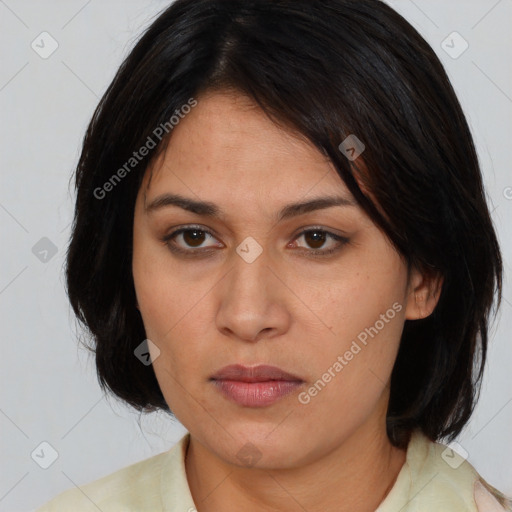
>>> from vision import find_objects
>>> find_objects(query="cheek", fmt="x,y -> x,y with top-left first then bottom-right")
133,232 -> 184,336
305,259 -> 406,352
300,259 -> 407,411
132,243 -> 210,378
296,308 -> 405,439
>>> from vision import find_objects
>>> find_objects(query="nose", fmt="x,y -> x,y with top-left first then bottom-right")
215,246 -> 291,343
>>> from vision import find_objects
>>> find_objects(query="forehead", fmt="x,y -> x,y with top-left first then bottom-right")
141,90 -> 356,206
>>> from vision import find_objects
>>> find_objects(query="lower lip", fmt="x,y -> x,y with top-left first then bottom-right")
212,380 -> 303,407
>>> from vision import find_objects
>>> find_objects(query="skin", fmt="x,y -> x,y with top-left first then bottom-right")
132,90 -> 443,512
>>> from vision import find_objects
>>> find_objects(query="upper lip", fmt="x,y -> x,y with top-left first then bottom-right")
210,364 -> 303,383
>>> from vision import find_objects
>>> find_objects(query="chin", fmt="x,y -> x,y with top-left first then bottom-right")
204,421 -> 314,469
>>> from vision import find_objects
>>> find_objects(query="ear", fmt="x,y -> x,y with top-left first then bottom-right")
404,264 -> 444,320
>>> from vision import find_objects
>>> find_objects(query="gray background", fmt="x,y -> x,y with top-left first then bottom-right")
0,1 -> 511,510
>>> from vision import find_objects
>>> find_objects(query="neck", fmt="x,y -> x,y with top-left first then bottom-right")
185,419 -> 407,512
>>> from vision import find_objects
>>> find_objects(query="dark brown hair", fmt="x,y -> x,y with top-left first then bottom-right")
66,0 -> 502,449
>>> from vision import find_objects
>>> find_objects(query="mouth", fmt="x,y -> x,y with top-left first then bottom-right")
209,364 -> 305,407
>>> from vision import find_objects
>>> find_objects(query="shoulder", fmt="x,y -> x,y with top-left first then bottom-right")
474,479 -> 512,512
378,430 -> 512,512
408,431 -> 512,512
35,437 -> 187,512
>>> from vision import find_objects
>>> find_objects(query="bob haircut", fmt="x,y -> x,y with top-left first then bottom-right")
66,0 -> 502,449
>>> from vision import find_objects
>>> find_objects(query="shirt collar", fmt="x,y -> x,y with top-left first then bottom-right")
160,432 -> 196,511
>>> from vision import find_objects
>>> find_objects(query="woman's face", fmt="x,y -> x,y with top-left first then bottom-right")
132,90 -> 427,468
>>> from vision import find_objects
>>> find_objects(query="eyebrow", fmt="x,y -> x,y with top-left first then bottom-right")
145,193 -> 358,222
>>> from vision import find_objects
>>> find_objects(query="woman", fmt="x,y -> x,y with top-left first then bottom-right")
38,0 -> 511,510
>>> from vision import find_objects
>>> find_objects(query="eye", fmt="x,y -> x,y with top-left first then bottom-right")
291,228 -> 349,256
162,225 -> 222,254
162,225 -> 349,257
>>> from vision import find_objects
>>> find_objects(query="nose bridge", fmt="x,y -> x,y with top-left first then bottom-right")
215,238 -> 289,341
227,238 -> 274,303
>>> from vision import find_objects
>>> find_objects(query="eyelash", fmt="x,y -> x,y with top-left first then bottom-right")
161,225 -> 349,258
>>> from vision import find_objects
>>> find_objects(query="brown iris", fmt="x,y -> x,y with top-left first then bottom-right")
304,231 -> 326,249
183,229 -> 206,247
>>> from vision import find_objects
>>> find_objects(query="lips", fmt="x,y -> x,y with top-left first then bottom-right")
210,364 -> 303,382
210,364 -> 304,407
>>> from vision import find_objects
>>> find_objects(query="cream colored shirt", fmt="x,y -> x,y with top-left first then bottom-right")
37,429 -> 511,511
